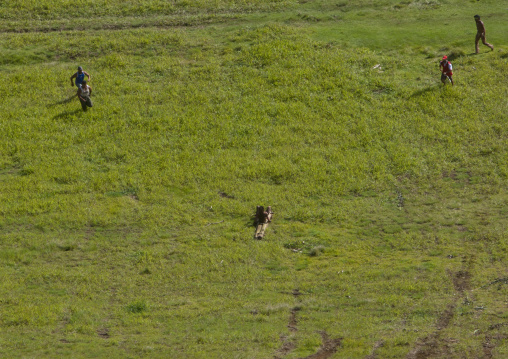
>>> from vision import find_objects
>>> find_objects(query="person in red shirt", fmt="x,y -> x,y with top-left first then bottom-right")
474,15 -> 494,53
439,56 -> 453,86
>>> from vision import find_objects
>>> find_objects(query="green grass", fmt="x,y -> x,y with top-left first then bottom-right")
1,0 -> 508,358
0,0 -> 295,20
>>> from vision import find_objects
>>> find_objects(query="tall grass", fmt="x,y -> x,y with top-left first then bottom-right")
1,25 -> 506,228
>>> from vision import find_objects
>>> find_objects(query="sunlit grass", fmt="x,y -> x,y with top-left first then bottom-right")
1,0 -> 507,358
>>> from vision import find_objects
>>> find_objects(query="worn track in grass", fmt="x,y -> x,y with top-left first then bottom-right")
275,289 -> 342,359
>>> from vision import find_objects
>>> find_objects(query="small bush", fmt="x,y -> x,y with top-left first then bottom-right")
126,301 -> 147,313
308,245 -> 325,257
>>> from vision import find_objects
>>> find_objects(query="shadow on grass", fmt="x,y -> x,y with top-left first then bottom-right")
47,95 -> 76,108
448,52 -> 484,61
52,109 -> 82,121
438,50 -> 481,62
410,85 -> 438,98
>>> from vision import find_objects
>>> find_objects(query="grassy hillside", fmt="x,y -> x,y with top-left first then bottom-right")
1,0 -> 507,358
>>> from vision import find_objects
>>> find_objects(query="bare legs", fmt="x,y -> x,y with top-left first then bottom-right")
476,33 -> 494,53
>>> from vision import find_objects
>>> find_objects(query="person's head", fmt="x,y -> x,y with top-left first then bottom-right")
256,205 -> 264,216
81,80 -> 87,87
77,66 -> 83,72
442,55 -> 448,62
474,15 -> 480,21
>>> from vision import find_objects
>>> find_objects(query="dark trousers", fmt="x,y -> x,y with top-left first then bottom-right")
79,96 -> 93,111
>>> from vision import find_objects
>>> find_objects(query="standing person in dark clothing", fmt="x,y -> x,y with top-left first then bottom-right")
439,56 -> 454,86
474,15 -> 494,53
70,66 -> 91,88
77,81 -> 93,111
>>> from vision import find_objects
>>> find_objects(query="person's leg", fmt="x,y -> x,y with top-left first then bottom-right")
79,97 -> 87,111
449,76 -> 453,86
475,33 -> 481,53
86,97 -> 93,108
441,73 -> 447,84
481,34 -> 494,50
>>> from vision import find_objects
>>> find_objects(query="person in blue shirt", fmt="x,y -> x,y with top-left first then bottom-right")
70,66 -> 91,89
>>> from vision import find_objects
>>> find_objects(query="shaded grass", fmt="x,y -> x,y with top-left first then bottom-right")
0,0 -> 296,20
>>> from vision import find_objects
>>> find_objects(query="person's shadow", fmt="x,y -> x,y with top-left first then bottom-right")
52,109 -> 82,121
410,85 -> 437,98
47,96 -> 75,108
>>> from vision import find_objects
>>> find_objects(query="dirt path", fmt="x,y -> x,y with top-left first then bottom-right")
406,270 -> 471,359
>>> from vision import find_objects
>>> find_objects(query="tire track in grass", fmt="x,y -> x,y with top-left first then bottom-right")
274,336 -> 296,359
274,289 -> 301,359
408,269 -> 508,358
299,331 -> 342,359
479,301 -> 508,357
275,289 -> 342,359
481,333 -> 508,359
288,306 -> 300,333
406,270 -> 471,359
456,272 -> 507,357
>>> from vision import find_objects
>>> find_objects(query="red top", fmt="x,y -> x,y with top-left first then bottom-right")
440,60 -> 452,75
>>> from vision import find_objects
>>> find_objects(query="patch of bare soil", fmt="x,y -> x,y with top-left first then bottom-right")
488,322 -> 508,331
274,335 -> 297,359
481,327 -> 508,359
481,335 -> 508,359
452,270 -> 472,292
482,336 -> 496,359
406,331 -> 451,359
436,303 -> 456,330
288,307 -> 300,332
299,331 -> 342,359
97,328 -> 110,339
218,191 -> 234,199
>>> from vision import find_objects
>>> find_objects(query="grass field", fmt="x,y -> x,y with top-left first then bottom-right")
1,0 -> 507,358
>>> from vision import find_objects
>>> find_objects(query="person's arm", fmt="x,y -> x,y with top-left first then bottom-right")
84,71 -> 91,82
88,86 -> 92,96
70,73 -> 76,86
